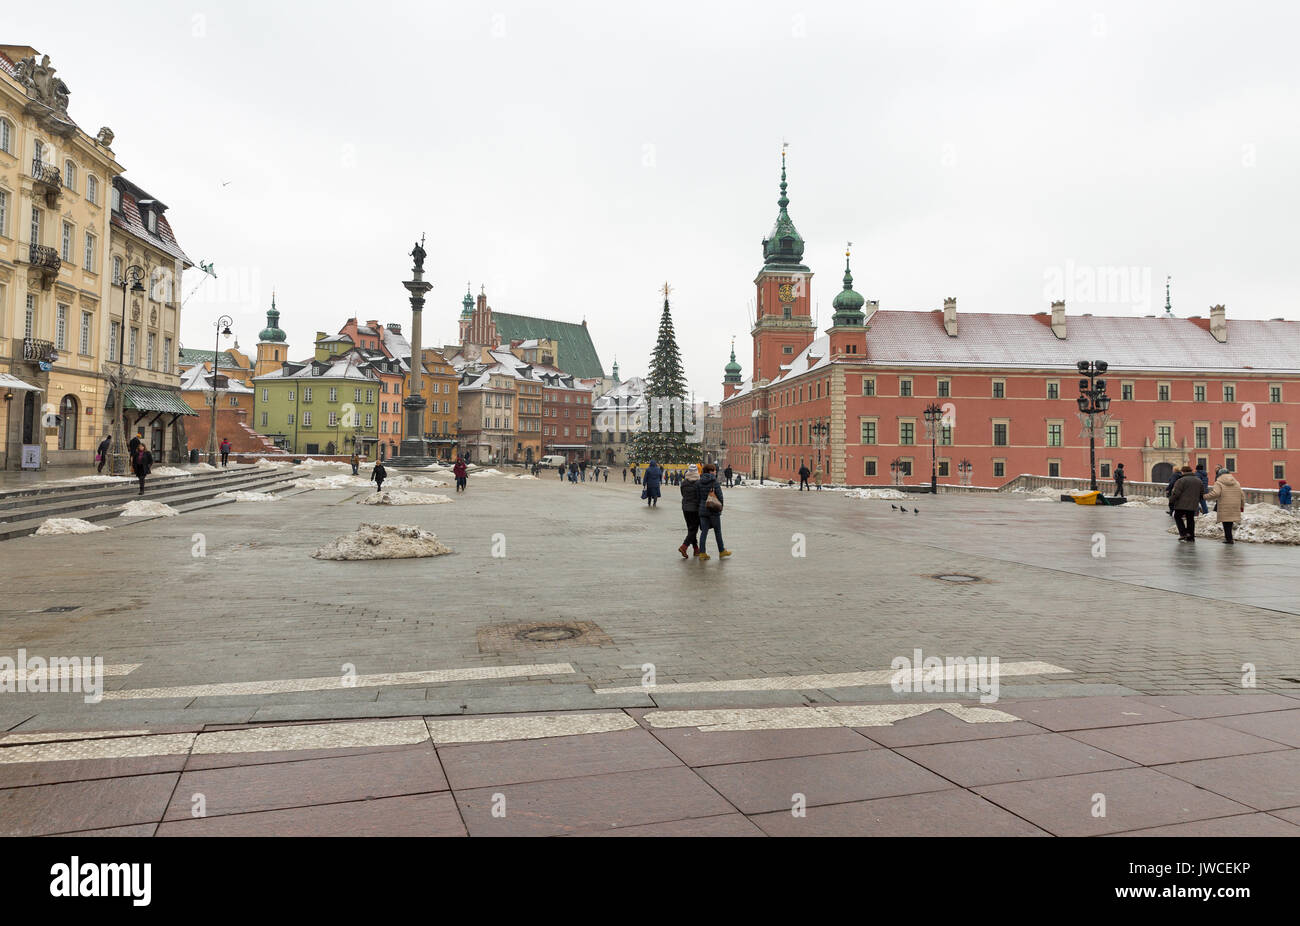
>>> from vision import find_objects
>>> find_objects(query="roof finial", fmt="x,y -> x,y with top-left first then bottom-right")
730,336 -> 736,362
778,142 -> 789,212
1165,275 -> 1172,316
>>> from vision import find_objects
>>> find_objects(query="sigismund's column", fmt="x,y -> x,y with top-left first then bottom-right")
399,237 -> 433,458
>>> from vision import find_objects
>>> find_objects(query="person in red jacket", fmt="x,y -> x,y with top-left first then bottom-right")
219,438 -> 232,467
453,458 -> 468,493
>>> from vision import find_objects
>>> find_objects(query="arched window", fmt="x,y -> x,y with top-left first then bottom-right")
58,394 -> 79,450
112,256 -> 122,283
87,174 -> 99,204
34,138 -> 45,163
0,118 -> 12,154
64,160 -> 76,190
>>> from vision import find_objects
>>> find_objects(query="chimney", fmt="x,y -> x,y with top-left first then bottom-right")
1210,304 -> 1227,343
942,297 -> 958,337
386,323 -> 402,334
1050,300 -> 1067,339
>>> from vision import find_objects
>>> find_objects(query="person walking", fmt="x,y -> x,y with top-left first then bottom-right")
632,464 -> 641,485
642,460 -> 662,507
128,435 -> 142,462
1195,462 -> 1210,515
622,467 -> 628,482
813,465 -> 824,491
1280,480 -> 1293,511
798,462 -> 811,491
1169,465 -> 1206,542
371,460 -> 387,493
558,460 -> 565,480
350,451 -> 361,476
132,444 -> 153,495
696,463 -> 730,559
678,463 -> 702,558
95,434 -> 111,474
219,438 -> 232,468
579,459 -> 587,482
1113,462 -> 1126,498
724,464 -> 734,487
603,466 -> 609,482
453,458 -> 468,493
1205,469 -> 1244,544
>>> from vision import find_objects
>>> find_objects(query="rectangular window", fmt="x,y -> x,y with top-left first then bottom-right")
1157,425 -> 1172,448
84,233 -> 94,271
31,206 -> 41,246
1270,385 -> 1282,403
128,328 -> 138,365
25,294 -> 35,338
937,379 -> 950,398
992,380 -> 1005,399
993,460 -> 1006,478
61,221 -> 72,261
286,390 -> 295,401
899,422 -> 914,445
355,388 -> 362,402
862,377 -> 875,396
109,320 -> 120,361
1194,384 -> 1206,403
365,413 -> 373,428
1225,455 -> 1236,472
262,388 -> 269,402
864,458 -> 877,477
937,460 -> 950,477
380,420 -> 386,433
229,396 -> 238,407
329,387 -> 337,402
87,175 -> 98,204
1223,384 -> 1235,402
861,420 -> 877,444
1223,425 -> 1237,449
304,387 -> 312,402
163,337 -> 171,373
80,311 -> 92,355
899,378 -> 912,397
366,389 -> 374,403
1046,381 -> 1059,400
939,425 -> 953,446
1271,426 -> 1286,450
993,423 -> 1008,446
1047,423 -> 1062,447
55,303 -> 67,350
328,412 -> 338,427
1048,460 -> 1061,477
286,412 -> 295,426
1121,382 -> 1133,401
1274,463 -> 1286,480
1158,383 -> 1170,402
1100,462 -> 1112,478
146,332 -> 156,369
260,412 -> 268,427
1195,426 -> 1209,449
302,412 -> 312,426
0,189 -> 7,237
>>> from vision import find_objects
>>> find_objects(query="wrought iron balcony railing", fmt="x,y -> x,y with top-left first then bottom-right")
26,243 -> 61,271
31,159 -> 62,187
23,337 -> 57,363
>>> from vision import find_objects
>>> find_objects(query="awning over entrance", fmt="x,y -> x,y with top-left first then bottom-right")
106,386 -> 198,416
0,373 -> 42,392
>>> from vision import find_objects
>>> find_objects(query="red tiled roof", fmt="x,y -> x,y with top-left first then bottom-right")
860,309 -> 1300,374
0,51 -> 16,77
110,179 -> 192,267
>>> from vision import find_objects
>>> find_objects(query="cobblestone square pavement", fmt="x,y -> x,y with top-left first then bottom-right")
1,470 -> 1297,836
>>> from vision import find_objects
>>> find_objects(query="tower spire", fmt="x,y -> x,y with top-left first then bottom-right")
778,143 -> 789,212
1165,275 -> 1172,316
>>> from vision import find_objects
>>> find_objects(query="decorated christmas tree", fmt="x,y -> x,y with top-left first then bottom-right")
630,284 -> 697,464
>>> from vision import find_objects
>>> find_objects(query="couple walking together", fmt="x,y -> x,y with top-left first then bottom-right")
677,463 -> 730,560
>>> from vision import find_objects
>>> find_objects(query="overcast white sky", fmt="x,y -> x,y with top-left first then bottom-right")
14,0 -> 1300,401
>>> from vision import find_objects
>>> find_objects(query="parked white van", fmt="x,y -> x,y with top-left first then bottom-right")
538,455 -> 568,469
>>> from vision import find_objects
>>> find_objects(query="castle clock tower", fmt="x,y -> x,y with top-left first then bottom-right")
752,149 -> 815,385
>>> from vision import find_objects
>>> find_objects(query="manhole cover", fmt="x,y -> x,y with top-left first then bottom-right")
516,625 -> 582,643
935,574 -> 981,583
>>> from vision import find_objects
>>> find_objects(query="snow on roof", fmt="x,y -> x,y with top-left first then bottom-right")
179,365 -> 253,393
382,326 -> 412,360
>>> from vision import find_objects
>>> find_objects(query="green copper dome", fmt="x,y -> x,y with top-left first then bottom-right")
724,339 -> 742,383
830,249 -> 865,326
258,293 -> 287,342
761,150 -> 809,272
461,285 -> 474,318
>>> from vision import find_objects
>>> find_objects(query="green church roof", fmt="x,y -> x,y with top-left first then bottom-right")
258,293 -> 287,343
830,248 -> 866,326
761,149 -> 808,272
493,312 -> 605,379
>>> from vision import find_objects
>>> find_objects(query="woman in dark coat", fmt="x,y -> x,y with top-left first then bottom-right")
132,445 -> 153,495
371,460 -> 387,492
696,463 -> 730,558
679,464 -> 702,557
642,461 -> 663,506
453,458 -> 468,493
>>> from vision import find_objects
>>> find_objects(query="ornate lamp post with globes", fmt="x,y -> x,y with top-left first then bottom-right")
206,315 -> 233,465
106,264 -> 145,475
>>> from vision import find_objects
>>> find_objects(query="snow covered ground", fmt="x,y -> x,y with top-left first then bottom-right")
215,490 -> 279,503
359,490 -> 453,506
149,466 -> 191,477
52,475 -> 131,485
844,487 -> 909,500
119,500 -> 180,517
471,468 -> 503,477
36,518 -> 108,534
311,523 -> 452,560
506,474 -> 538,480
293,474 -> 372,490
1165,504 -> 1300,544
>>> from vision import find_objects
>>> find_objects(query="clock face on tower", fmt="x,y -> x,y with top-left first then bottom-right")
778,283 -> 795,304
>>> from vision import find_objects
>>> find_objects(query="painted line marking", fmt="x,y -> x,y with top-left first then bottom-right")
0,663 -> 140,683
426,713 -> 637,745
100,663 -> 575,701
595,661 -> 1071,694
643,703 -> 1021,732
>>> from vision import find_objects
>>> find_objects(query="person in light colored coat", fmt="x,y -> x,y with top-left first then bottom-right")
1204,471 -> 1245,544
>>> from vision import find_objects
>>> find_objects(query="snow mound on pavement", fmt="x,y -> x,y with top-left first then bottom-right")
359,490 -> 453,506
149,466 -> 191,477
56,475 -> 130,484
471,468 -> 503,477
119,500 -> 179,517
36,518 -> 108,534
215,490 -> 279,502
1165,504 -> 1300,544
254,458 -> 294,469
506,474 -> 538,480
421,463 -> 451,472
844,488 -> 908,500
293,474 -> 372,490
311,523 -> 452,560
385,474 -> 447,488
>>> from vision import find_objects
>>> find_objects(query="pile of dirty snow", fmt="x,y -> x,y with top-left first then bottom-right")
1166,504 -> 1300,544
359,490 -> 453,506
119,500 -> 179,517
148,465 -> 190,477
1121,495 -> 1171,509
254,458 -> 294,469
215,490 -> 279,503
385,474 -> 447,489
421,463 -> 451,472
471,468 -> 503,477
506,474 -> 538,480
294,474 -> 372,490
190,462 -> 219,471
36,518 -> 108,535
311,523 -> 452,560
57,475 -> 130,485
844,488 -> 908,500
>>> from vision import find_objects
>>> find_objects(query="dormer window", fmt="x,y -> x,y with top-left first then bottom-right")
147,211 -> 157,233
111,186 -> 121,212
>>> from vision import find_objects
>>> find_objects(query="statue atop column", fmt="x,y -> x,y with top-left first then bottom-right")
410,234 -> 426,274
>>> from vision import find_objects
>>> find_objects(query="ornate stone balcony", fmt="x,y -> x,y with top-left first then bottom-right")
25,243 -> 61,289
30,159 -> 62,206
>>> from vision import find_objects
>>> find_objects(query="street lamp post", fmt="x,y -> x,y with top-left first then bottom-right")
207,315 -> 233,465
108,265 -> 146,475
922,403 -> 943,495
758,435 -> 769,484
958,458 -> 972,487
810,421 -> 828,469
1076,360 -> 1111,492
